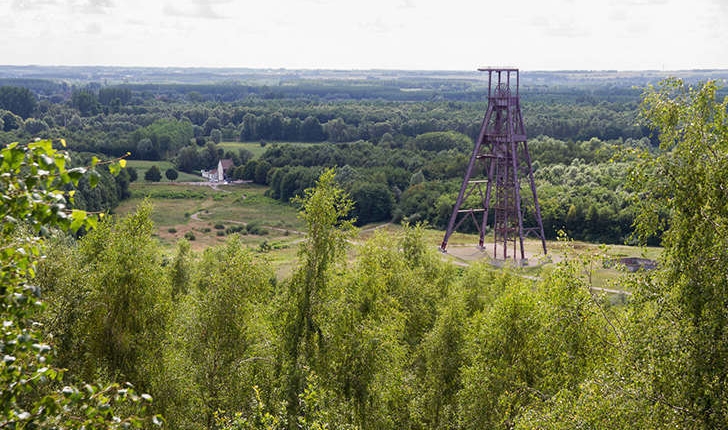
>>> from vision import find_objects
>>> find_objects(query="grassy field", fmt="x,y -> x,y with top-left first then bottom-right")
127,142 -> 318,183
116,181 -> 304,278
218,141 -> 316,159
126,160 -> 203,182
419,227 -> 660,293
115,180 -> 660,285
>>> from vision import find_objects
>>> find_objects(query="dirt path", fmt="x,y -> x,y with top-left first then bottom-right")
177,181 -> 230,191
189,209 -> 305,237
360,222 -> 392,233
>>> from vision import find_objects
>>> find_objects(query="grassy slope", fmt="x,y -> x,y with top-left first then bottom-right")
218,141 -> 317,159
116,182 -> 303,266
116,181 -> 660,285
126,160 -> 203,182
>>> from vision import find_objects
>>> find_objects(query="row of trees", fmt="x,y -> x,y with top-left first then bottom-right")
0,73 -> 702,245
0,75 -> 656,241
0,77 -> 650,159
0,83 -> 653,242
141,165 -> 179,182
230,135 -> 639,241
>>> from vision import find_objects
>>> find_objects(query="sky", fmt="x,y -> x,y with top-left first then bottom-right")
2,0 -> 726,71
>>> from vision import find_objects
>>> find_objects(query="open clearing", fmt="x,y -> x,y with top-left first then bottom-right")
218,141 -> 316,159
125,159 -> 204,182
115,181 -> 304,276
115,181 -> 660,284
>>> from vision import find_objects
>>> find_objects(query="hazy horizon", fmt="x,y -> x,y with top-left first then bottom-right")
2,65 -> 726,74
3,0 -> 727,71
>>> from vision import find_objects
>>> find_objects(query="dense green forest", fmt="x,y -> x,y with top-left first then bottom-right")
2,69 -> 728,428
0,67 -> 703,243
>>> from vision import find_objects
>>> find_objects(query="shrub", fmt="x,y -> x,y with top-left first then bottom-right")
144,165 -> 162,182
246,221 -> 268,236
225,225 -> 245,235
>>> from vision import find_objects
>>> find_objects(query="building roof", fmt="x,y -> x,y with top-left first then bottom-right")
219,159 -> 234,171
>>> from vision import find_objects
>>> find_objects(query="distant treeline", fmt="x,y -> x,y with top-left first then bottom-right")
0,69 -> 709,243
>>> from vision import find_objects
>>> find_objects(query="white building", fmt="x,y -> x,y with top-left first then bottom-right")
201,159 -> 234,182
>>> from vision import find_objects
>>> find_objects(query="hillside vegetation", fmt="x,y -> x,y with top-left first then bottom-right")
1,69 -> 727,428
1,67 -> 704,244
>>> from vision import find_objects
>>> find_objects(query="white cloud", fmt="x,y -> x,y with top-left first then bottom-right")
72,0 -> 114,14
162,0 -> 231,20
84,22 -> 102,34
1,0 -> 725,70
12,0 -> 58,11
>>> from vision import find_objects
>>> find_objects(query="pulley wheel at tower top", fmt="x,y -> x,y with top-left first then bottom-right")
494,83 -> 511,97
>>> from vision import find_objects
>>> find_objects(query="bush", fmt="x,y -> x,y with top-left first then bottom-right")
144,165 -> 162,182
165,168 -> 179,181
167,227 -> 177,233
126,167 -> 138,182
184,231 -> 196,241
24,118 -> 49,135
225,225 -> 245,235
258,240 -> 271,252
246,221 -> 268,236
214,223 -> 225,230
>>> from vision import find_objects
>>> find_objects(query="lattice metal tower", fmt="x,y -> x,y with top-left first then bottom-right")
440,68 -> 547,261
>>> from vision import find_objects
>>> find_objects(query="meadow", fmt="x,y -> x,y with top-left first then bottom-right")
125,159 -> 204,182
116,179 -> 659,288
217,141 -> 316,158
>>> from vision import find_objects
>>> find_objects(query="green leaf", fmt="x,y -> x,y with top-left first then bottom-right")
70,209 -> 87,233
29,139 -> 53,153
67,167 -> 86,186
84,216 -> 98,231
109,162 -> 121,176
89,170 -> 100,188
54,153 -> 66,171
40,154 -> 54,167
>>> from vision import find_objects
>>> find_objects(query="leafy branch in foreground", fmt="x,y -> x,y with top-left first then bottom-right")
0,140 -> 161,428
